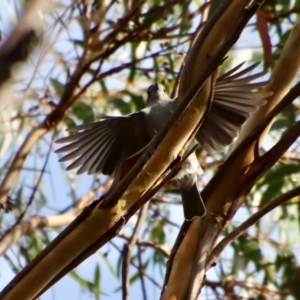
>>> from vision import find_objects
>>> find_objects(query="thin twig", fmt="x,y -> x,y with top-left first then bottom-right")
137,244 -> 148,300
122,202 -> 149,300
117,233 -> 170,257
207,185 -> 300,268
110,241 -> 162,289
0,184 -> 107,256
2,134 -> 54,236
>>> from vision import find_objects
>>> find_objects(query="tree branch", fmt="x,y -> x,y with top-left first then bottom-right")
208,185 -> 300,268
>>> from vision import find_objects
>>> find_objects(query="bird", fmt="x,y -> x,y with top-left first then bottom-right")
55,62 -> 269,220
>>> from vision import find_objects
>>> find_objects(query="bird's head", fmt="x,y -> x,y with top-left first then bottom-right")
146,83 -> 170,106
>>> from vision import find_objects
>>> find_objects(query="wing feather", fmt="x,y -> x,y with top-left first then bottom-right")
55,112 -> 150,176
196,63 -> 271,153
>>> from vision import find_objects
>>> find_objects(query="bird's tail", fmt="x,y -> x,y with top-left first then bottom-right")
180,183 -> 206,221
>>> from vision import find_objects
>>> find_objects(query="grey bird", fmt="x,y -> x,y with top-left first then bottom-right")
55,62 -> 269,220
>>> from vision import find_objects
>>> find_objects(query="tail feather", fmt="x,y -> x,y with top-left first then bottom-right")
180,183 -> 206,221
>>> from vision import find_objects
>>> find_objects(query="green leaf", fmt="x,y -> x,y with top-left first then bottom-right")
50,78 -> 65,96
131,94 -> 145,111
259,163 -> 300,204
63,116 -> 77,128
94,264 -> 100,286
71,101 -> 94,123
70,270 -> 93,289
110,98 -> 132,115
243,240 -> 262,266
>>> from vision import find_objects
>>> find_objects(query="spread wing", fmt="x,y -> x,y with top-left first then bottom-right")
196,62 -> 271,153
55,112 -> 150,176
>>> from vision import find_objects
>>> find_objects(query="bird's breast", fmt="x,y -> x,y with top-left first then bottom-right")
144,102 -> 175,138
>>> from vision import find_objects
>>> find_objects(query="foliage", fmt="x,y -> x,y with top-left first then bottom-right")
0,0 -> 299,299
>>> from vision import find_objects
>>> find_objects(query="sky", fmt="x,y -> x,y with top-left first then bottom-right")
0,1 -> 298,299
